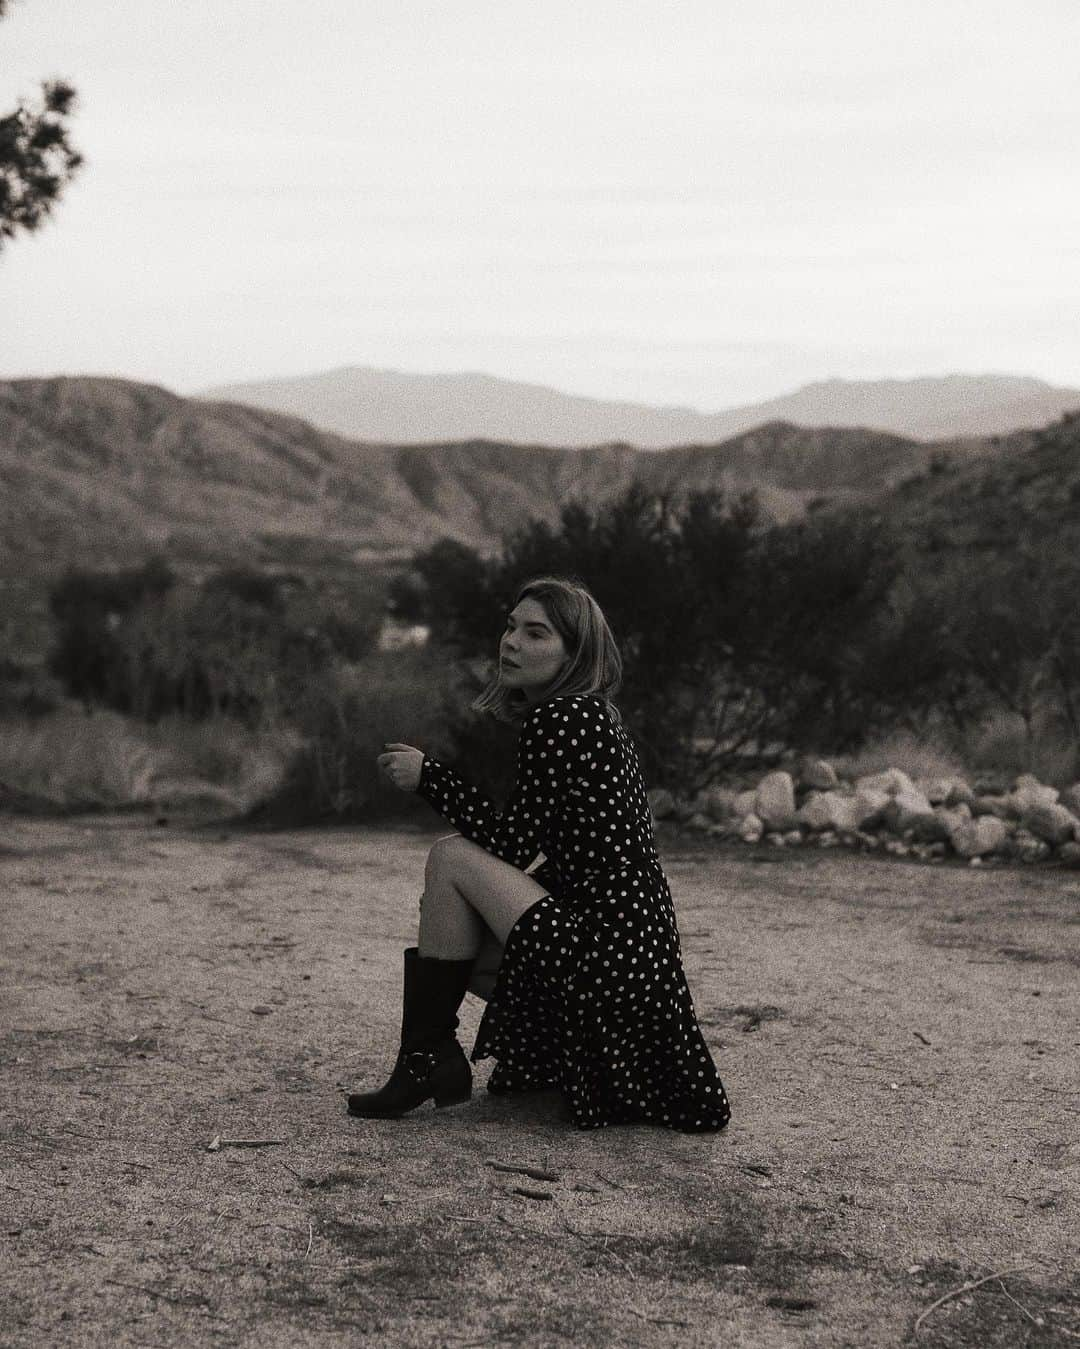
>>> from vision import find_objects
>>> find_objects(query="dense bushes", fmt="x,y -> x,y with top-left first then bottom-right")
48,560 -> 382,726
394,483 -> 1080,787
253,647 -> 475,824
29,480 -> 1080,820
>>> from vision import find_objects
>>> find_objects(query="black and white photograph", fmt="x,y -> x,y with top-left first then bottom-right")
2,1 -> 1078,1343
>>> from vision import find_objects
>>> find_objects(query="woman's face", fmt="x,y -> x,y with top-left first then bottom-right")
499,597 -> 568,699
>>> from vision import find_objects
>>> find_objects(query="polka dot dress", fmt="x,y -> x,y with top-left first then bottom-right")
417,693 -> 731,1133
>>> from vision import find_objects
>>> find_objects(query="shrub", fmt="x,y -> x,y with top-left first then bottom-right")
47,562 -> 383,726
252,647 -> 470,825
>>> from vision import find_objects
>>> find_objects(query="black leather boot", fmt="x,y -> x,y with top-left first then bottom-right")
346,947 -> 474,1118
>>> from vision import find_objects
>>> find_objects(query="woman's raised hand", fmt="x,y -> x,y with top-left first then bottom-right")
377,743 -> 424,792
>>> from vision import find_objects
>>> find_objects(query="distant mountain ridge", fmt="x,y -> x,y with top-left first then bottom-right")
0,376 -> 962,577
202,368 -> 1080,447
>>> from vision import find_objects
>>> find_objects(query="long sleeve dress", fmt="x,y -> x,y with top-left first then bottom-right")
416,692 -> 731,1133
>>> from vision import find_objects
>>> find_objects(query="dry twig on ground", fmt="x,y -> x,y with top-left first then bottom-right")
914,1265 -> 1037,1334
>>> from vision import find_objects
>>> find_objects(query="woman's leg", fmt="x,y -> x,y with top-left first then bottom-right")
468,928 -> 504,1001
418,835 -> 547,961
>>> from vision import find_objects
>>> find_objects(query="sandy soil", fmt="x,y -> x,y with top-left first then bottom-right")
1,814 -> 1078,1348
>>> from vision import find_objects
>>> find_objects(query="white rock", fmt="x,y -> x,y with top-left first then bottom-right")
1011,774 -> 1059,814
796,790 -> 860,832
950,815 -> 1009,858
798,758 -> 839,790
855,769 -> 915,798
739,813 -> 764,843
733,789 -> 758,818
918,775 -> 974,807
882,788 -> 936,834
972,794 -> 1014,820
1021,802 -> 1079,847
851,788 -> 890,829
1007,828 -> 1052,863
754,771 -> 797,829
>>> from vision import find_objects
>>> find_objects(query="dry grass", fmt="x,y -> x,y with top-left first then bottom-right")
832,716 -> 1079,789
831,729 -> 969,785
0,709 -> 294,812
959,711 -> 1079,787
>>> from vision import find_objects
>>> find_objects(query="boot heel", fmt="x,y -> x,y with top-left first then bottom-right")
431,1054 -> 472,1108
434,1082 -> 472,1108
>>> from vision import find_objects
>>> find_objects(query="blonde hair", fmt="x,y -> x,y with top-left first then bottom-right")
472,575 -> 622,723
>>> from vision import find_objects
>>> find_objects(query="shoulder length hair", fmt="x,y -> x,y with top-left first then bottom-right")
472,575 -> 623,723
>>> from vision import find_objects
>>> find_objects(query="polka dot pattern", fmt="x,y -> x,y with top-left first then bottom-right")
418,693 -> 731,1133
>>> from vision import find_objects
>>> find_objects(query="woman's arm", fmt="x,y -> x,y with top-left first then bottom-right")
416,700 -> 577,869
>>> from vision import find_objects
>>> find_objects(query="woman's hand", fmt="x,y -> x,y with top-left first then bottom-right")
377,743 -> 424,792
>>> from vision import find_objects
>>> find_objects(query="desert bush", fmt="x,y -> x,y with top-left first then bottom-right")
254,647 -> 469,825
47,556 -> 176,709
956,710 -> 1078,788
47,562 -> 383,726
0,656 -> 61,719
395,484 -> 914,786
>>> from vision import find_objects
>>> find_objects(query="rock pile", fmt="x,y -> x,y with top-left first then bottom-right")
650,764 -> 1080,867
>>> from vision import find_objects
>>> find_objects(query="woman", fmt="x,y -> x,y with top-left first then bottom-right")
347,576 -> 731,1132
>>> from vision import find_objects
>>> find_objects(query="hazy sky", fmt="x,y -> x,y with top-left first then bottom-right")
1,0 -> 1078,409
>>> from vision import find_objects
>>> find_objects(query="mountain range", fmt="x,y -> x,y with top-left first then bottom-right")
1,376 -> 956,578
2,376 -> 1077,604
203,368 -> 1080,448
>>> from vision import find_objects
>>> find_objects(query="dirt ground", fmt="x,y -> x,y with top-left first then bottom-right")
1,814 -> 1078,1348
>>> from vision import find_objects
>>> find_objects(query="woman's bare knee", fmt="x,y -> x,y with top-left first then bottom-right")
424,833 -> 470,883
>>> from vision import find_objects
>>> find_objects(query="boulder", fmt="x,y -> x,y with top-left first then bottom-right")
1061,783 -> 1080,817
972,794 -> 1016,820
1011,774 -> 1059,814
882,788 -> 936,835
733,789 -> 758,818
648,788 -> 676,821
1006,828 -> 1052,863
754,772 -> 798,829
696,785 -> 738,822
950,816 -> 1009,859
1058,841 -> 1080,868
851,788 -> 891,830
1021,802 -> 1079,847
798,758 -> 840,791
855,768 -> 915,798
739,813 -> 764,844
796,790 -> 860,833
944,780 -> 977,809
918,776 -> 968,805
937,803 -> 972,834
909,809 -> 954,844
686,812 -> 714,832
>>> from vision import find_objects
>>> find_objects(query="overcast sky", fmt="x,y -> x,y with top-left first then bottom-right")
1,0 -> 1078,409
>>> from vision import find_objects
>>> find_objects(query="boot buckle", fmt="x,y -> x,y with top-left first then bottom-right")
402,1049 -> 437,1081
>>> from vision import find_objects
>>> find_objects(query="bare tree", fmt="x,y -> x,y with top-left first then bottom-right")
0,0 -> 82,248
